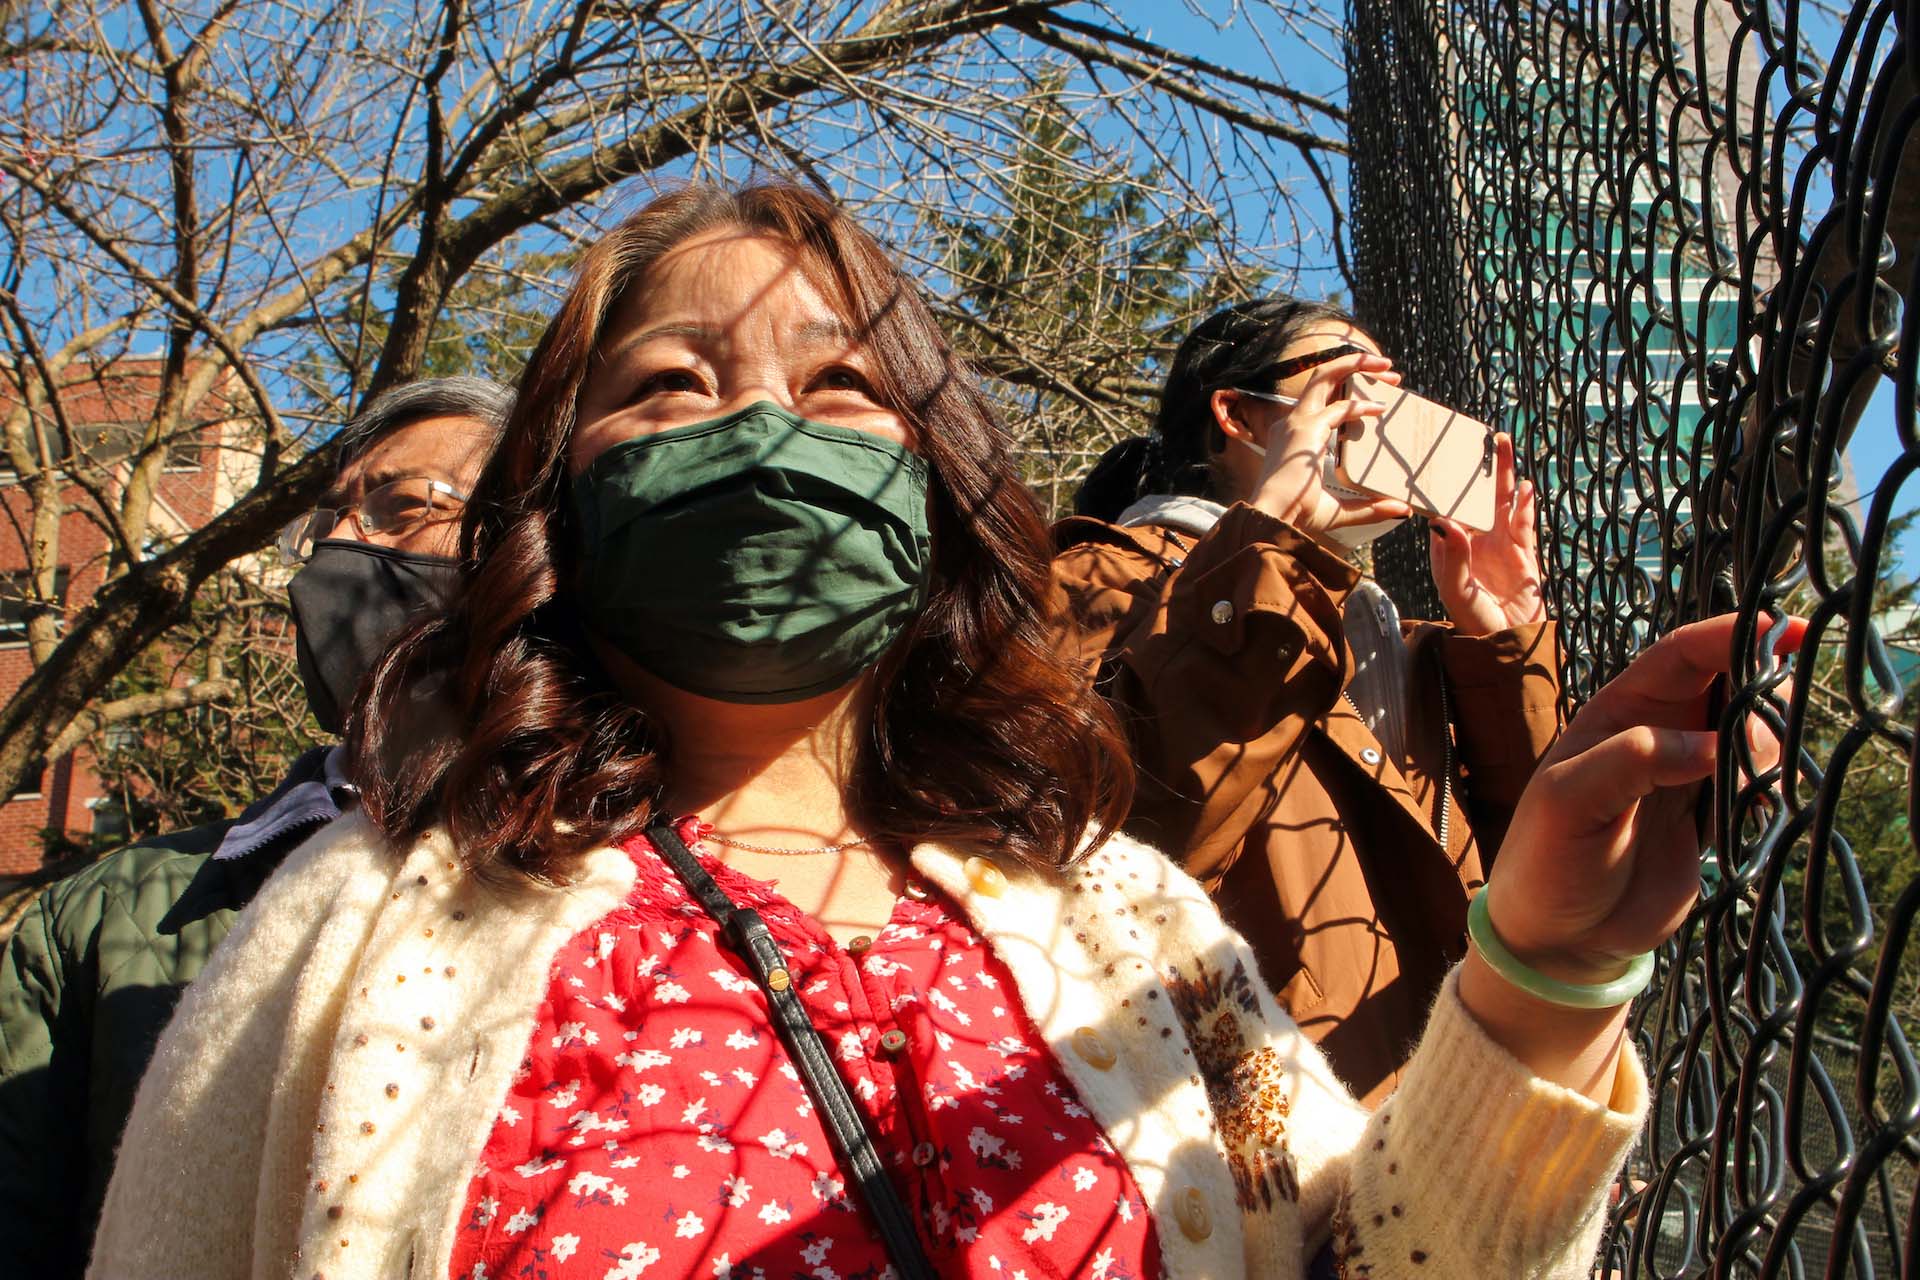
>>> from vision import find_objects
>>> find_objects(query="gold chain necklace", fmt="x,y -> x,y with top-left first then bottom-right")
703,830 -> 873,857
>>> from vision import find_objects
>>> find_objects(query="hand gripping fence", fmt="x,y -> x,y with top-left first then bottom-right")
1344,0 -> 1920,1273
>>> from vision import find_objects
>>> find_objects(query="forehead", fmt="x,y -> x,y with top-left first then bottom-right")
605,226 -> 850,341
336,414 -> 491,486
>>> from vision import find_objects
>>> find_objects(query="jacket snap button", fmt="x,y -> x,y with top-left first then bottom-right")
1360,747 -> 1382,765
912,1141 -> 937,1167
879,1029 -> 909,1055
847,935 -> 873,956
963,856 -> 1006,897
1175,1186 -> 1213,1241
1209,600 -> 1234,625
1071,1027 -> 1116,1070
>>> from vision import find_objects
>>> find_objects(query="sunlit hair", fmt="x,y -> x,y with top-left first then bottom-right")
351,182 -> 1134,882
1073,296 -> 1360,522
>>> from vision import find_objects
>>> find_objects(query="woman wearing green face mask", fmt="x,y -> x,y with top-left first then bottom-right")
90,182 -> 1781,1280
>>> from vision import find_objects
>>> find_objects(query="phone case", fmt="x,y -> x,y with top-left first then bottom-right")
1333,374 -> 1499,532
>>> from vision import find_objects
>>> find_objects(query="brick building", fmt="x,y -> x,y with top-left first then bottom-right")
0,361 -> 263,874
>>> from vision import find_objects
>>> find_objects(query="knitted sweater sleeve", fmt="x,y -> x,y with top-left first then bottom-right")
1246,969 -> 1647,1278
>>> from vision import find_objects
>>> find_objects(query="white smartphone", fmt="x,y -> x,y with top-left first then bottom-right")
1331,374 -> 1499,532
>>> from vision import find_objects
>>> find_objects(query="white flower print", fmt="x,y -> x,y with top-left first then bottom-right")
602,1241 -> 661,1279
603,993 -> 627,1012
679,1098 -> 707,1125
988,1036 -> 1025,1058
597,932 -> 618,959
513,1155 -> 563,1178
1019,1202 -> 1069,1244
567,1171 -> 611,1197
546,1080 -> 581,1110
758,1127 -> 807,1160
808,1172 -> 844,1204
721,1175 -> 752,1207
710,968 -> 757,994
669,1027 -> 703,1049
799,1238 -> 833,1266
552,1234 -> 580,1262
468,1265 -> 488,1279
756,1199 -> 791,1225
969,1126 -> 1008,1164
497,1103 -> 522,1128
654,979 -> 692,1003
673,1210 -> 704,1239
723,1028 -> 759,1050
836,1030 -> 864,1062
1070,1166 -> 1098,1192
615,1048 -> 671,1072
504,1206 -> 541,1235
635,1083 -> 666,1107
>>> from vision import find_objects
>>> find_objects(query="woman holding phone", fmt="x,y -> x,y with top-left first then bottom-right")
1058,298 -> 1559,1105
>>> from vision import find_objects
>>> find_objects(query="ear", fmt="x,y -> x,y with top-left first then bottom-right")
1208,388 -> 1256,453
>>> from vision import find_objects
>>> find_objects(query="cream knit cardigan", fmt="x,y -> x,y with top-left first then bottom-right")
89,812 -> 1646,1280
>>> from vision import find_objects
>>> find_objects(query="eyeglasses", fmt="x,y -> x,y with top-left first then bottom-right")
1262,342 -> 1366,384
276,476 -> 468,563
1228,344 -> 1371,410
1235,388 -> 1301,409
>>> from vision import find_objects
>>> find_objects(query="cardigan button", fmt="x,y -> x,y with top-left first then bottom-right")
912,1141 -> 937,1167
1210,600 -> 1234,625
963,856 -> 1006,898
879,1029 -> 909,1055
1360,747 -> 1382,766
1071,1027 -> 1116,1070
846,935 -> 874,956
1175,1186 -> 1213,1241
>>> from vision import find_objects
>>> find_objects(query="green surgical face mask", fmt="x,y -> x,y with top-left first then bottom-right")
570,401 -> 932,703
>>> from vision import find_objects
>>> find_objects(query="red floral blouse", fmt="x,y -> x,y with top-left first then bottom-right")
449,821 -> 1164,1280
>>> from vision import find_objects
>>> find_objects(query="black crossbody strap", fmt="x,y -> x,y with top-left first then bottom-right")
645,820 -> 937,1280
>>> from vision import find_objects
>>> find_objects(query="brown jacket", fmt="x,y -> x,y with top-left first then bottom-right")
1053,502 -> 1561,1104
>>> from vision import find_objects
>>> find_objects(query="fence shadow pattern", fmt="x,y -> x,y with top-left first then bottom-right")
1345,0 -> 1920,1274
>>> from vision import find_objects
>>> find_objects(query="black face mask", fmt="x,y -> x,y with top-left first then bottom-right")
286,540 -> 461,735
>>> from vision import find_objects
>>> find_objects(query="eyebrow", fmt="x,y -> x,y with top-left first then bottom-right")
603,317 -> 868,365
321,466 -> 445,507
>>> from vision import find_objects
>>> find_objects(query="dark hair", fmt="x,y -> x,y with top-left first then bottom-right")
351,183 -> 1134,883
1072,296 -> 1361,522
337,376 -> 514,470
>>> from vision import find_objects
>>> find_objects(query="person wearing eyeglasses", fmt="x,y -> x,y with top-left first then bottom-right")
0,375 -> 510,1280
1055,298 -> 1558,1106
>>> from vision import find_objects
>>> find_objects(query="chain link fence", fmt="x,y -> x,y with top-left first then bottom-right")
1345,0 -> 1920,1273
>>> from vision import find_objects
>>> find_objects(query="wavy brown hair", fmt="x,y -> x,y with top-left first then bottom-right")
351,182 -> 1134,882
